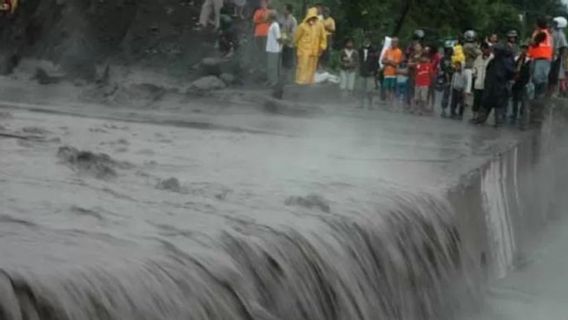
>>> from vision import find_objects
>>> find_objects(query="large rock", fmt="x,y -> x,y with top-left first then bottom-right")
189,76 -> 226,91
124,83 -> 167,101
202,57 -> 223,67
33,67 -> 62,85
200,57 -> 225,76
219,73 -> 236,85
199,56 -> 242,77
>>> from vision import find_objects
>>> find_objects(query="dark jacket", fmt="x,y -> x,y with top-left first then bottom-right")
513,54 -> 531,89
340,48 -> 360,71
359,46 -> 379,77
483,44 -> 515,105
440,55 -> 454,82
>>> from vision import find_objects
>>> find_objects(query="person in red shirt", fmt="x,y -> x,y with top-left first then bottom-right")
253,0 -> 270,72
414,55 -> 434,114
1,0 -> 17,14
425,45 -> 441,109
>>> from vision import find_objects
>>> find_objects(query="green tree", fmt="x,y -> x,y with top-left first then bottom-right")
272,0 -> 567,44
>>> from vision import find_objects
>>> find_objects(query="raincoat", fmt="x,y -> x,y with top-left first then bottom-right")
452,44 -> 465,66
294,8 -> 327,85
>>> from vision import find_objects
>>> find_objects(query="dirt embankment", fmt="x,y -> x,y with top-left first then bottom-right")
0,0 -> 219,80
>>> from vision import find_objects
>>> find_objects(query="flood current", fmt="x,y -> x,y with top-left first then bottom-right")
0,102 -> 567,320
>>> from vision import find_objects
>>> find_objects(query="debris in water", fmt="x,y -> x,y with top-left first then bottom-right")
156,177 -> 186,193
22,126 -> 51,135
89,127 -> 109,134
0,214 -> 37,227
285,194 -> 331,213
57,146 -> 133,179
0,126 -> 56,143
215,189 -> 231,201
70,206 -> 105,221
103,123 -> 129,131
0,131 -> 44,141
116,138 -> 129,145
100,138 -> 130,146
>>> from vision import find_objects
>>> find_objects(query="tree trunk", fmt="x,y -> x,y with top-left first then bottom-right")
392,0 -> 411,36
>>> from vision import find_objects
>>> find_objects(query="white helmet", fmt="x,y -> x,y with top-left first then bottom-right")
553,16 -> 567,29
444,40 -> 455,49
413,29 -> 425,40
464,30 -> 476,42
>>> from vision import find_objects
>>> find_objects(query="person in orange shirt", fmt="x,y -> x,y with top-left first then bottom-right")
529,17 -> 553,97
253,0 -> 271,72
527,16 -> 554,125
382,37 -> 404,102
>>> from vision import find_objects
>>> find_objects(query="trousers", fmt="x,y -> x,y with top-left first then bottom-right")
266,52 -> 281,87
199,0 -> 224,29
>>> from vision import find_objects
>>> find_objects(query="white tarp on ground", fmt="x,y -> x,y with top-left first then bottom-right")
314,71 -> 340,84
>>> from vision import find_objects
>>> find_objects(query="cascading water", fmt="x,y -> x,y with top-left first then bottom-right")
2,98 -> 568,320
0,187 -> 475,320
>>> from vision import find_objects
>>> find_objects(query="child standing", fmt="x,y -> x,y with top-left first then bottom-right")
382,37 -> 403,103
440,45 -> 454,117
511,44 -> 531,126
339,38 -> 359,97
358,38 -> 379,109
450,61 -> 467,119
396,60 -> 409,105
471,42 -> 492,121
414,55 -> 434,114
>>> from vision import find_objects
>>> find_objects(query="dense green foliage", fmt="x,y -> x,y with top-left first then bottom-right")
273,0 -> 567,45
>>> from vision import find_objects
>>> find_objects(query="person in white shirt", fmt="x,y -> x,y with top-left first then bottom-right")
472,42 -> 493,121
265,10 -> 282,87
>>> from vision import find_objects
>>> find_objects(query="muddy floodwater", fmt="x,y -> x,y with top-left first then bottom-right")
1,101 -> 567,319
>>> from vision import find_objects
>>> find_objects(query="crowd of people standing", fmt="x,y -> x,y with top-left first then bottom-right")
343,17 -> 566,129
198,0 -> 332,86
339,14 -> 565,129
199,0 -> 566,129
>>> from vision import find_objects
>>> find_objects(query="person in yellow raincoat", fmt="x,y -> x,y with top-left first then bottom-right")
452,42 -> 465,66
294,8 -> 327,85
